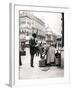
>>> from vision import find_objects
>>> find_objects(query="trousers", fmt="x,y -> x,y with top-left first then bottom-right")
30,54 -> 34,67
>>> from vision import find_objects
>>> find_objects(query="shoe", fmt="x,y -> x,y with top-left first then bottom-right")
31,66 -> 34,67
46,64 -> 51,66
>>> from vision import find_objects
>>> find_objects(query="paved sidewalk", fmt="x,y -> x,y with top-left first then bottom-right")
19,48 -> 64,79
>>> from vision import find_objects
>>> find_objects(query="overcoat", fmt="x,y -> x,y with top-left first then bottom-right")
29,38 -> 37,55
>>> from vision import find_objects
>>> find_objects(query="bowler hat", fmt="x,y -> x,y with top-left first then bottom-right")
32,33 -> 37,38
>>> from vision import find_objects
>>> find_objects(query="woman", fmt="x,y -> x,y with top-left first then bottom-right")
39,42 -> 44,59
46,43 -> 55,65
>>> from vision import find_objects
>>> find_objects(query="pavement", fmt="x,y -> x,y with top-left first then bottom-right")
19,48 -> 64,79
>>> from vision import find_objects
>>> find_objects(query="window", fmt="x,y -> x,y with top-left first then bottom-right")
27,21 -> 31,25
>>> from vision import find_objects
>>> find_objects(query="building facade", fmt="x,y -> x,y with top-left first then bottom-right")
19,11 -> 46,46
45,30 -> 57,45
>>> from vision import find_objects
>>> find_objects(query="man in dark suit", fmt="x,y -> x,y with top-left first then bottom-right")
29,33 -> 37,67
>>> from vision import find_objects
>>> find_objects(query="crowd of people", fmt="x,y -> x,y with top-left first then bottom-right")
19,33 -> 62,67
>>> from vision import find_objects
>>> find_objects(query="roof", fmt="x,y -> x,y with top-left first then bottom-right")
19,11 -> 45,26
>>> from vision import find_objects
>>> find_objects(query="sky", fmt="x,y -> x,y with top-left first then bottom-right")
31,11 -> 62,36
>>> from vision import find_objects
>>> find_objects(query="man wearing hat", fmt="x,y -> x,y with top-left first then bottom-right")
29,33 -> 38,67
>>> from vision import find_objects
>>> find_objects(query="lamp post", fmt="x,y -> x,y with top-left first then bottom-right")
61,13 -> 64,47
